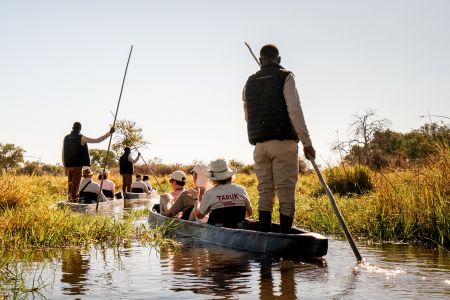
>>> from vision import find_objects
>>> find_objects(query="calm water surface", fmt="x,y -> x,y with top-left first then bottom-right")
5,220 -> 450,299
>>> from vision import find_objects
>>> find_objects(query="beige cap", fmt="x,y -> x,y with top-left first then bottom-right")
170,170 -> 186,182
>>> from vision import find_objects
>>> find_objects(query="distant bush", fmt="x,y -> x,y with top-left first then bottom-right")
322,165 -> 373,196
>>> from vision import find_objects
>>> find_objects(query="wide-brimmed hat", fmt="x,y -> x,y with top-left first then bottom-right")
204,158 -> 237,181
82,167 -> 94,177
170,170 -> 186,182
190,164 -> 208,175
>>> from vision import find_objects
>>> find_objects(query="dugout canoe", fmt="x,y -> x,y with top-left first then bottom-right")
148,210 -> 328,258
57,198 -> 124,215
124,191 -> 159,209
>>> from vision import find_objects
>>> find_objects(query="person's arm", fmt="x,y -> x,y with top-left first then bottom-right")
129,153 -> 140,164
242,189 -> 253,217
193,199 -> 205,219
242,84 -> 248,122
245,199 -> 253,218
283,73 -> 316,159
166,192 -> 185,217
61,143 -> 65,166
193,190 -> 209,219
81,130 -> 111,145
283,74 -> 312,147
99,191 -> 109,202
142,182 -> 150,194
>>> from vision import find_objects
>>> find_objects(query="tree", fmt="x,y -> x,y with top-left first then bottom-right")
90,149 -> 118,169
334,109 -> 390,165
112,119 -> 149,158
0,143 -> 25,170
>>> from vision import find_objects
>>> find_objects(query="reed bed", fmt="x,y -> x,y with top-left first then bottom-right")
1,147 -> 448,251
234,150 -> 449,249
0,175 -> 175,250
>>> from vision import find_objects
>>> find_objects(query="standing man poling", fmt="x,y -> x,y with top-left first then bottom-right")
242,44 -> 316,233
62,122 -> 114,202
119,147 -> 140,193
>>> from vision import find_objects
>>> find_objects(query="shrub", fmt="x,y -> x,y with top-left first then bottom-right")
323,165 -> 373,196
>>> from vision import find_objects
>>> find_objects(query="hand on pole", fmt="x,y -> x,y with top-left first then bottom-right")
303,145 -> 316,161
109,127 -> 115,134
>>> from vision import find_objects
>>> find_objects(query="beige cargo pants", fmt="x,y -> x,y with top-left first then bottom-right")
253,140 -> 299,217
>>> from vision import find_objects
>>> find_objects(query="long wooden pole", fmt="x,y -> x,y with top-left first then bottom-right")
121,130 -> 166,193
97,45 -> 133,212
129,144 -> 165,192
245,42 -> 261,67
310,159 -> 363,262
244,42 -> 363,262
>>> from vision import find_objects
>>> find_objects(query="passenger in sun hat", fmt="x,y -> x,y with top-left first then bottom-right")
77,167 -> 108,203
97,169 -> 116,199
192,158 -> 253,228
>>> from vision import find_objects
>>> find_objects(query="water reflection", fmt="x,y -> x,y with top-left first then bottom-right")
159,242 -> 252,298
259,257 -> 296,299
60,250 -> 90,295
158,238 -> 328,299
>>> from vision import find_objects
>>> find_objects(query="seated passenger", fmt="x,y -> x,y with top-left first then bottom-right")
165,165 -> 210,220
160,170 -> 186,215
98,169 -> 115,199
78,167 -> 108,203
130,174 -> 150,194
193,158 -> 253,228
142,175 -> 154,191
187,165 -> 210,222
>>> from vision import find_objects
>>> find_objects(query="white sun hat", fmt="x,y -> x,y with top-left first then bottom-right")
204,158 -> 237,181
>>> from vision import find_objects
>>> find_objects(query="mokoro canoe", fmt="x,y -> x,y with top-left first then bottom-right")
148,210 -> 328,258
57,198 -> 124,215
124,191 -> 159,209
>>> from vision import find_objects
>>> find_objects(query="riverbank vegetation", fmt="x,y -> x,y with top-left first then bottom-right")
0,118 -> 448,251
0,175 -> 175,251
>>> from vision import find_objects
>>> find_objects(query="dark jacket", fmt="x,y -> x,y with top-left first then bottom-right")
244,63 -> 299,145
63,131 -> 90,167
119,153 -> 133,175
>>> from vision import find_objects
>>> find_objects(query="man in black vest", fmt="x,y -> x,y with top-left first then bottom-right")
119,147 -> 140,193
62,122 -> 114,201
243,44 -> 316,233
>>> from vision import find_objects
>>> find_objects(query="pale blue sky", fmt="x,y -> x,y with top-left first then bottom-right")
1,0 -> 449,166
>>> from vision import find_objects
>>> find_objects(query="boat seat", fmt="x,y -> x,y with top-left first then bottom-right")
102,189 -> 114,198
79,192 -> 98,204
207,206 -> 246,229
131,187 -> 144,193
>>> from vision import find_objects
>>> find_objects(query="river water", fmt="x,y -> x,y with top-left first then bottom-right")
3,219 -> 450,299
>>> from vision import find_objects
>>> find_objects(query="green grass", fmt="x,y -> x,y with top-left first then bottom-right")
234,148 -> 450,249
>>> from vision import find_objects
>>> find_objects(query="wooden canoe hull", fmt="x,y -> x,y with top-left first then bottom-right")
148,210 -> 328,258
123,191 -> 159,209
57,198 -> 124,215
